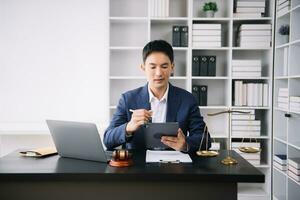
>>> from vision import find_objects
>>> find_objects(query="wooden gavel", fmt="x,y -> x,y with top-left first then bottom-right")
112,149 -> 132,161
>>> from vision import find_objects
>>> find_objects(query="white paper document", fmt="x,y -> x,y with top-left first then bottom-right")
146,150 -> 192,163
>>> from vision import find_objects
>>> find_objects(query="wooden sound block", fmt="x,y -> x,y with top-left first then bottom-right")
109,159 -> 133,167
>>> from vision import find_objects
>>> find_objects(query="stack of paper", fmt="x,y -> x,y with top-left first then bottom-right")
232,142 -> 261,165
277,88 -> 289,110
234,0 -> 266,18
192,24 -> 221,47
150,0 -> 169,17
232,59 -> 262,77
238,24 -> 272,48
277,0 -> 290,17
146,150 -> 192,163
290,96 -> 300,113
274,154 -> 287,171
288,158 -> 300,182
231,109 -> 261,137
234,81 -> 269,107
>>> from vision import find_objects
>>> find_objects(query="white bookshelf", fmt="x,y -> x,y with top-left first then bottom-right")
273,0 -> 300,199
109,0 -> 275,199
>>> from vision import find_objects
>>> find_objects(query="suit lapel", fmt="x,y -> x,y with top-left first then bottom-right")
137,83 -> 151,110
166,83 -> 180,122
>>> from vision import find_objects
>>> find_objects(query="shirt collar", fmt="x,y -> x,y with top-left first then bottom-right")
148,83 -> 169,103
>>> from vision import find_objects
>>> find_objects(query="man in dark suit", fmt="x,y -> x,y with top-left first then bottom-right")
104,40 -> 210,153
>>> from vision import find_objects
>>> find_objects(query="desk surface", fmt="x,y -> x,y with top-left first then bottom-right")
0,150 -> 264,183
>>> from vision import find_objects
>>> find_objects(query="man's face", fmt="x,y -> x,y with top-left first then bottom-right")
141,52 -> 174,90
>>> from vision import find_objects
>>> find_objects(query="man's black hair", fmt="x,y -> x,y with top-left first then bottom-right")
142,40 -> 174,63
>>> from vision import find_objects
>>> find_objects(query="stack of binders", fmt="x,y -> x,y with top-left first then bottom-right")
277,0 -> 290,17
234,0 -> 266,18
277,88 -> 289,110
192,23 -> 221,48
288,157 -> 300,182
231,109 -> 261,137
232,59 -> 262,77
172,26 -> 188,47
232,141 -> 261,165
238,24 -> 272,48
192,55 -> 216,76
289,96 -> 300,113
274,154 -> 287,171
192,85 -> 207,106
150,0 -> 169,17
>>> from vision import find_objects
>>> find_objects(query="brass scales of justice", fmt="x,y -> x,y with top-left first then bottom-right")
196,109 -> 261,165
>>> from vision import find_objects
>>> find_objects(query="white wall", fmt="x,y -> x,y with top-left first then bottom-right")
0,0 -> 109,156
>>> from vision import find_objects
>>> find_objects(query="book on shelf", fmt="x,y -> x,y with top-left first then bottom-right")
239,30 -> 271,36
236,7 -> 265,13
263,83 -> 269,106
234,0 -> 266,18
192,56 -> 200,76
232,125 -> 260,131
192,30 -> 221,36
192,85 -> 208,106
274,161 -> 287,171
290,96 -> 300,103
232,120 -> 261,126
232,71 -> 262,77
288,158 -> 300,169
277,0 -> 290,11
232,66 -> 262,72
199,85 -> 208,106
233,13 -> 262,18
192,36 -> 221,42
288,165 -> 300,175
180,26 -> 188,47
238,36 -> 271,42
150,0 -> 169,17
239,42 -> 270,48
232,114 -> 255,120
207,56 -> 216,76
173,26 -> 189,47
231,130 -> 260,137
283,47 -> 288,76
172,26 -> 180,47
277,0 -> 289,6
239,24 -> 271,30
192,24 -> 221,30
274,154 -> 287,165
278,88 -> 288,96
278,97 -> 289,103
237,0 -> 266,7
200,56 -> 208,76
232,142 -> 261,148
288,170 -> 300,182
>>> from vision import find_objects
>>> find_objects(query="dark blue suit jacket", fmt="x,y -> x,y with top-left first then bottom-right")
104,83 -> 211,153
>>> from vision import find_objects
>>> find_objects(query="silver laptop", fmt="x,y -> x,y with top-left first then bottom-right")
46,120 -> 112,162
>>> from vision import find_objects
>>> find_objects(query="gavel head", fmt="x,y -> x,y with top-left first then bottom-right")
112,149 -> 132,161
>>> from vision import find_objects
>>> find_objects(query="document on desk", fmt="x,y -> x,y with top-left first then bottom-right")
146,150 -> 192,163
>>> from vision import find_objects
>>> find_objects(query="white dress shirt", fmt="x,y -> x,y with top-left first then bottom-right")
148,84 -> 169,123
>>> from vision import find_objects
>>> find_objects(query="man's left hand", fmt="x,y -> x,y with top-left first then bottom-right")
161,128 -> 187,151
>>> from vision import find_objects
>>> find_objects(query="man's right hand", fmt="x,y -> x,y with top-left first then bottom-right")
126,109 -> 152,134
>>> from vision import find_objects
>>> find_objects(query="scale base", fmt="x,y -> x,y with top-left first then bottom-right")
221,156 -> 238,165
